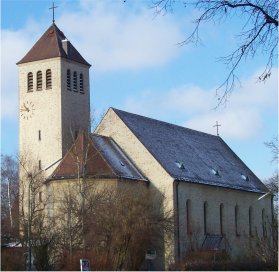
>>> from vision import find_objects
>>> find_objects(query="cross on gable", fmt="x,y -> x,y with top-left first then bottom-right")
213,121 -> 221,136
49,2 -> 58,23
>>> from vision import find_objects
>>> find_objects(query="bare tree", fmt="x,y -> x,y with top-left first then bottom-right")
55,183 -> 173,271
18,155 -> 58,270
263,136 -> 278,263
264,136 -> 278,212
151,0 -> 278,105
1,154 -> 19,241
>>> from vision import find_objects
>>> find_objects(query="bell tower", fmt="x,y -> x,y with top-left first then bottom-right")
18,23 -> 91,177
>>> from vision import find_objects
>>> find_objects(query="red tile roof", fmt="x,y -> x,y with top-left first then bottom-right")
49,133 -> 147,181
50,133 -> 116,179
17,23 -> 91,66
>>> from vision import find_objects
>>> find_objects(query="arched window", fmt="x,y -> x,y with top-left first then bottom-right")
235,205 -> 240,236
186,199 -> 191,235
27,72 -> 33,92
46,69 -> 52,89
67,69 -> 71,91
262,208 -> 267,238
220,203 -> 224,235
79,73 -> 84,93
73,71 -> 77,91
37,71 -> 42,90
203,201 -> 208,235
249,206 -> 253,237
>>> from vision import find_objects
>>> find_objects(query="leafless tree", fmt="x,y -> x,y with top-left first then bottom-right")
263,136 -> 278,263
265,136 -> 278,164
1,154 -> 19,241
18,155 -> 58,270
151,0 -> 278,105
264,136 -> 278,213
55,183 -> 173,271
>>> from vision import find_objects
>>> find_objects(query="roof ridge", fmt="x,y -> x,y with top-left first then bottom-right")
111,107 -> 218,139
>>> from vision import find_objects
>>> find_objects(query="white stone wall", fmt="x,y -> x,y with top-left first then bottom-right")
176,181 -> 273,260
96,108 -> 274,266
18,57 -> 90,178
60,59 -> 90,154
18,57 -> 90,219
95,108 -> 175,269
18,58 -> 63,178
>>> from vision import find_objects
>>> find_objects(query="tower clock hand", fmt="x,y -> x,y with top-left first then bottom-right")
24,104 -> 30,112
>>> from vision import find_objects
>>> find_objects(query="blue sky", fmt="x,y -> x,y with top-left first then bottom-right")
1,0 -> 278,180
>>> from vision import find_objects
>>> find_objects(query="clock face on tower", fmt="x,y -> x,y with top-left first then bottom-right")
20,100 -> 35,120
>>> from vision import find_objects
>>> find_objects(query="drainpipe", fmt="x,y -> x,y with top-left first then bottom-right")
175,180 -> 180,260
271,194 -> 275,247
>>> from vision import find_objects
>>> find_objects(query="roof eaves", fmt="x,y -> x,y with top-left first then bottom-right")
174,177 -> 268,194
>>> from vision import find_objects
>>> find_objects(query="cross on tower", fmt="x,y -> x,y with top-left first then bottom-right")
213,121 -> 221,136
49,2 -> 58,23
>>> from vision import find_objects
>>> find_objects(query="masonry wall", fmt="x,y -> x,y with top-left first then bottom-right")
177,181 -> 273,260
95,108 -> 176,269
18,58 -> 63,178
18,58 -> 90,178
60,59 -> 90,154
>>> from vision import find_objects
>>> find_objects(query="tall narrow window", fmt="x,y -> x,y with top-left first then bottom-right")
39,192 -> 42,203
73,71 -> 77,91
262,209 -> 267,238
220,203 -> 224,235
46,69 -> 52,89
79,73 -> 84,93
67,69 -> 71,91
235,205 -> 240,236
27,72 -> 33,92
186,199 -> 191,235
39,160 -> 42,170
203,201 -> 208,235
249,206 -> 253,237
38,130 -> 41,141
37,71 -> 42,90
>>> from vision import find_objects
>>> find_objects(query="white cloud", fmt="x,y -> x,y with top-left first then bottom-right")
1,23 -> 42,120
1,0 -> 185,120
57,0 -> 185,71
123,68 -> 278,140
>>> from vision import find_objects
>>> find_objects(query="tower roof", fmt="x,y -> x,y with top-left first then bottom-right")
17,23 -> 91,66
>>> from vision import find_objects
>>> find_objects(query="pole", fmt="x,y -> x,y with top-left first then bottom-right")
28,175 -> 32,271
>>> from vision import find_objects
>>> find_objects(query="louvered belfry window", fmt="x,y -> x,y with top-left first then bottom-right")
37,71 -> 42,90
67,69 -> 71,91
46,69 -> 52,89
27,72 -> 33,92
80,73 -> 84,93
73,71 -> 77,91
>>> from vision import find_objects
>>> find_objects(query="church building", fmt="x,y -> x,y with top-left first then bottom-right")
18,22 -> 273,269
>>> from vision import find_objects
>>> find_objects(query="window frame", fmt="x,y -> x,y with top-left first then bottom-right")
46,69 -> 52,89
220,203 -> 224,236
203,201 -> 208,235
235,205 -> 240,236
79,73 -> 84,93
73,71 -> 77,92
67,69 -> 71,91
27,72 -> 33,92
36,71 -> 42,91
186,199 -> 191,235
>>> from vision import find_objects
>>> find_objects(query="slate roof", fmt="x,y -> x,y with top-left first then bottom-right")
17,23 -> 90,66
50,133 -> 147,182
112,108 -> 268,193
